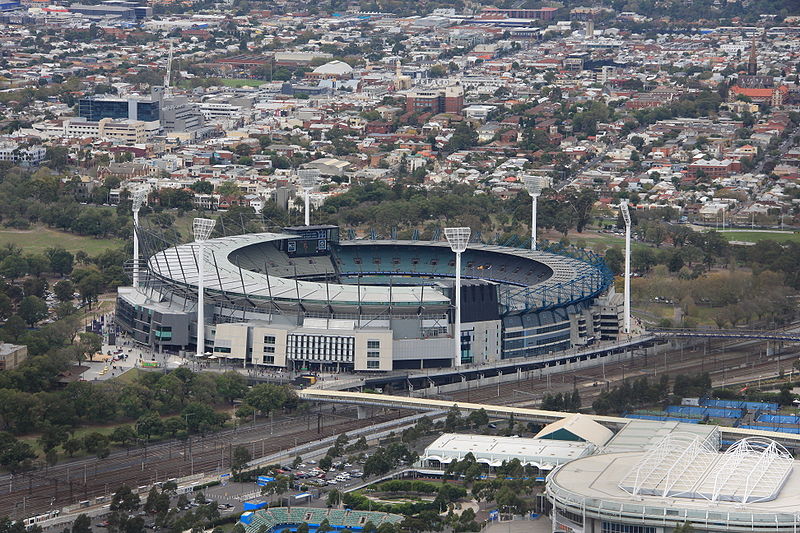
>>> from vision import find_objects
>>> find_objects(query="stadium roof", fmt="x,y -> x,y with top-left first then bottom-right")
147,234 -> 606,313
548,437 -> 800,528
148,232 -> 451,308
422,433 -> 594,470
535,413 -> 614,446
619,435 -> 793,504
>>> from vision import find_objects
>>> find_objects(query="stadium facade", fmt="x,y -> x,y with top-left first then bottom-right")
116,225 -> 622,371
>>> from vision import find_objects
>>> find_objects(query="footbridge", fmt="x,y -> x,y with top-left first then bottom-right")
297,389 -> 800,450
649,328 -> 800,342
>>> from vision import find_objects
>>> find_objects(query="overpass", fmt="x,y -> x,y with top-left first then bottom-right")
298,389 -> 800,450
649,328 -> 800,342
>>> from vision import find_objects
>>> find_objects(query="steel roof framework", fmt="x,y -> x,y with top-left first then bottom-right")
619,434 -> 793,504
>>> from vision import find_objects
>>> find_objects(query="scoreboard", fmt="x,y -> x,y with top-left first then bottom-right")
282,225 -> 339,257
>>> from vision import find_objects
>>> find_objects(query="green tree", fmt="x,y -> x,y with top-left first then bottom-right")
71,514 -> 92,533
19,295 -> 48,326
231,445 -> 252,472
54,280 -> 75,302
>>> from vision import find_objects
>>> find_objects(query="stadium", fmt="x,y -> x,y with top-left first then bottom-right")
116,223 -> 621,371
547,430 -> 800,532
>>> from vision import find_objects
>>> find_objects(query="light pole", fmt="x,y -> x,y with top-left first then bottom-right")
445,227 -> 471,368
619,201 -> 632,335
298,169 -> 319,226
522,176 -> 545,250
131,190 -> 146,288
193,218 -> 216,359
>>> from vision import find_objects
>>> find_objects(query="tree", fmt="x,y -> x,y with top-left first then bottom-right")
63,438 -> 83,457
190,180 -> 214,194
326,489 -> 342,508
76,271 -> 105,307
0,255 -> 27,280
232,445 -> 252,472
72,514 -> 92,533
111,426 -> 138,448
0,293 -> 11,321
78,332 -> 102,361
19,296 -> 48,327
2,315 -> 26,341
54,280 -> 75,302
136,413 -> 164,440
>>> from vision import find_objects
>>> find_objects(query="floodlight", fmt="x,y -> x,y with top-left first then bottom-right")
620,201 -> 631,335
298,169 -> 320,226
620,200 -> 631,227
444,227 -> 471,253
522,176 -> 544,195
131,190 -> 147,289
298,168 -> 320,189
192,218 -> 216,359
131,190 -> 147,212
522,177 -> 547,250
445,226 -> 471,367
193,218 -> 216,242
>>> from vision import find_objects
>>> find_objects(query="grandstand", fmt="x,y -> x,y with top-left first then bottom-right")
239,507 -> 404,533
116,224 -> 621,371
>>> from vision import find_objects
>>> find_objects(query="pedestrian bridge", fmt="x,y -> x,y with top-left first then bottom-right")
648,328 -> 800,342
298,389 -> 800,449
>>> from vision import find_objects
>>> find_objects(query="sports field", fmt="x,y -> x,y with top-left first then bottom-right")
221,78 -> 266,88
0,226 -> 123,255
719,230 -> 800,244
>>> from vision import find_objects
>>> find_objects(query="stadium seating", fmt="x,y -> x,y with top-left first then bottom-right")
239,507 -> 403,533
332,244 -> 552,288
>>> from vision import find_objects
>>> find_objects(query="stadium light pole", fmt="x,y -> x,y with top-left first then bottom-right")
193,218 -> 216,359
298,169 -> 320,226
620,201 -> 632,335
131,190 -> 146,289
445,227 -> 471,368
523,176 -> 544,250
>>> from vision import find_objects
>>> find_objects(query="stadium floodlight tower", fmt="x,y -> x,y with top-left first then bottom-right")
131,190 -> 146,288
444,227 -> 471,368
192,218 -> 216,359
522,176 -> 545,250
620,201 -> 632,335
298,169 -> 320,226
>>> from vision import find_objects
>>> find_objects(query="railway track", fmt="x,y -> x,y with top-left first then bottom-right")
0,408 -> 411,518
6,330 -> 798,518
446,335 -> 799,411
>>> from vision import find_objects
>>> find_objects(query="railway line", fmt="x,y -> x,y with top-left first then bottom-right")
0,408 -> 412,519
443,335 -> 799,410
6,329 -> 799,519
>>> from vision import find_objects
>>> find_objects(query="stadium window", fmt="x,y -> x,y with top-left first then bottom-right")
264,335 -> 276,344
264,346 -> 275,353
213,347 -> 231,354
264,356 -> 275,364
367,340 -> 380,349
366,360 -> 380,369
367,351 -> 380,358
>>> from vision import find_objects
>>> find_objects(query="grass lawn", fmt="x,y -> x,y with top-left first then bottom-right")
220,78 -> 266,88
0,226 -> 123,255
719,230 -> 800,244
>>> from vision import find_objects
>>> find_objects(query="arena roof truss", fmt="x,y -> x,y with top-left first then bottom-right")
619,434 -> 793,505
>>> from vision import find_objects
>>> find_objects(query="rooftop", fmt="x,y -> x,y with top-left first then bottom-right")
423,433 -> 594,469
